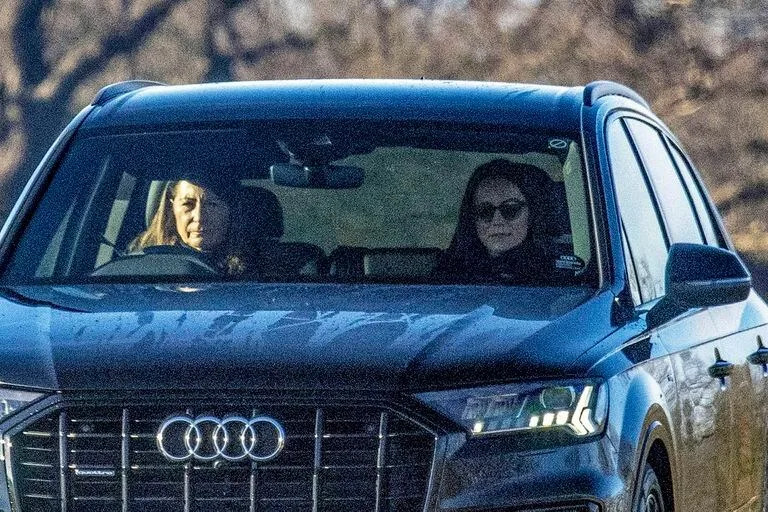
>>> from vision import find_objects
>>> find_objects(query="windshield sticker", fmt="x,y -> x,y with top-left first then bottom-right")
555,254 -> 585,272
548,138 -> 568,149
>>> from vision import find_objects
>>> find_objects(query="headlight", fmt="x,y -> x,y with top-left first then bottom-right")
415,380 -> 607,437
0,388 -> 46,422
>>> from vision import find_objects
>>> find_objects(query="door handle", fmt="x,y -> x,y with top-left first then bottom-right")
708,347 -> 733,388
747,335 -> 768,376
708,359 -> 734,379
747,347 -> 768,365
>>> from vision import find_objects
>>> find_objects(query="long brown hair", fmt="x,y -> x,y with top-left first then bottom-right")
129,181 -> 181,250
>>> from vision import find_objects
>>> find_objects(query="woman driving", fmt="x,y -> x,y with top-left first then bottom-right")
129,179 -> 255,275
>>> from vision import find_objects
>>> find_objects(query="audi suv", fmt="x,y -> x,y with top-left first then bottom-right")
0,79 -> 765,512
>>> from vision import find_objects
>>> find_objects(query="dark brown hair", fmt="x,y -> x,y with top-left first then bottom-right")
441,158 -> 553,268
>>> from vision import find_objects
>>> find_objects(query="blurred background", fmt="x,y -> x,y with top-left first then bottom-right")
2,0 -> 768,282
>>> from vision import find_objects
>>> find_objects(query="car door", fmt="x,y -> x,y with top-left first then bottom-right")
605,115 -> 733,511
664,135 -> 768,511
625,116 -> 765,512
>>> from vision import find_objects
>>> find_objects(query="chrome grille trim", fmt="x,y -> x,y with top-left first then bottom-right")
58,412 -> 68,512
311,408 -> 322,512
248,459 -> 256,512
120,409 -> 129,512
9,401 -> 437,512
374,412 -> 388,512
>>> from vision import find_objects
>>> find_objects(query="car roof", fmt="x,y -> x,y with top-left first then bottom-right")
83,79 -> 587,133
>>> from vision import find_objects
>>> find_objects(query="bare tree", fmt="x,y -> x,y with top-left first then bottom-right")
0,0 -> 189,217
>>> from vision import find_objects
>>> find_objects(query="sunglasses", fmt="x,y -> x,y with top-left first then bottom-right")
473,200 -> 528,223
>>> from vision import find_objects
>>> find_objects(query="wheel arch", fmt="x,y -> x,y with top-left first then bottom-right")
645,435 -> 675,511
606,366 -> 679,511
631,416 -> 677,511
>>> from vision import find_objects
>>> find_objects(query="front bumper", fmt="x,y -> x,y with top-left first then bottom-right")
0,394 -> 631,512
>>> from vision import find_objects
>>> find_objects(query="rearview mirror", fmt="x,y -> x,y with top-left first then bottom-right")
270,163 -> 364,189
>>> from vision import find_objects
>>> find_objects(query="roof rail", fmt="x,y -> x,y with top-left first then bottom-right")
91,80 -> 167,106
583,80 -> 649,109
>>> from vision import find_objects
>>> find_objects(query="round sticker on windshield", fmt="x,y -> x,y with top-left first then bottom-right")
548,139 -> 568,149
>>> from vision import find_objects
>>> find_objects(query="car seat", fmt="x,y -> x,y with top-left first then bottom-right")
328,246 -> 441,280
237,186 -> 325,276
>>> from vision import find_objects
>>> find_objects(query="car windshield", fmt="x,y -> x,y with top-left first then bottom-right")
1,120 -> 595,286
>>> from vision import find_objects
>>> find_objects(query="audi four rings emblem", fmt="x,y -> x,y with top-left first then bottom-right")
156,415 -> 286,462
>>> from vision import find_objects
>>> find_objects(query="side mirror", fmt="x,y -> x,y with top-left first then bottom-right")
665,243 -> 751,308
270,163 -> 364,189
648,243 -> 751,328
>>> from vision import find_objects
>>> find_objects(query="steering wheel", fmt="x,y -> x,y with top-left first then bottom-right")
92,244 -> 219,277
142,245 -> 219,272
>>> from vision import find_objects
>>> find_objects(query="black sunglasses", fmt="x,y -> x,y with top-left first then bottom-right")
473,200 -> 528,223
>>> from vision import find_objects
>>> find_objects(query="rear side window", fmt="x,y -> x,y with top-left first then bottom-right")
607,119 -> 668,303
625,119 -> 703,245
666,141 -> 722,247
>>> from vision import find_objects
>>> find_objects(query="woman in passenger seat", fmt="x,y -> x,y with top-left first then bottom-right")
129,179 -> 257,275
435,159 -> 553,284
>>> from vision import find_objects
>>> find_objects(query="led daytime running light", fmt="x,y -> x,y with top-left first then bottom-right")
512,386 -> 596,435
415,381 -> 606,438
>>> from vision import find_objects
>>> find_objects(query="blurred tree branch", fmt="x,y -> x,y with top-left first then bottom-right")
0,80 -> 7,140
12,0 -> 55,87
45,0 -> 189,105
204,0 -> 232,82
240,33 -> 320,63
372,0 -> 392,59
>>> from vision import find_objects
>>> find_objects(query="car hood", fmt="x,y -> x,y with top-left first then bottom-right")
0,283 -> 615,392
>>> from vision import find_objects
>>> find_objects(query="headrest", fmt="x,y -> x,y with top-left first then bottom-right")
239,186 -> 284,239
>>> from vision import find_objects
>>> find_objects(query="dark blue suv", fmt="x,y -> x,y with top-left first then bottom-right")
0,79 -> 764,512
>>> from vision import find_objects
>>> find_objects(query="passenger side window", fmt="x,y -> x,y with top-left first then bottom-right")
607,119 -> 668,303
666,141 -> 723,247
625,119 -> 703,244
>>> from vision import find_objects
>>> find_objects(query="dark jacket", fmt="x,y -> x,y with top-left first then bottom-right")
435,238 -> 552,284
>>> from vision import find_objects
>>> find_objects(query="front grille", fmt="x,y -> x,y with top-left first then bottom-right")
10,402 -> 436,512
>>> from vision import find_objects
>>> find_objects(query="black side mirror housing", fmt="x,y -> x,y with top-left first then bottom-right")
665,243 -> 751,307
647,243 -> 751,328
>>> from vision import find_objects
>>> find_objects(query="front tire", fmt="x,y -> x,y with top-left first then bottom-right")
634,465 -> 666,512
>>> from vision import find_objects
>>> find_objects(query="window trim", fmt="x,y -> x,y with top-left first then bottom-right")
663,135 -> 728,248
657,134 -> 707,243
618,118 -> 671,249
625,118 -> 709,247
620,221 -> 642,306
604,113 -> 671,305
